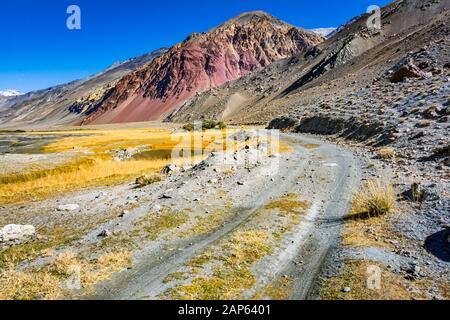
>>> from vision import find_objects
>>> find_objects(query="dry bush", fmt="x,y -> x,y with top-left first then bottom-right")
376,147 -> 396,159
135,174 -> 162,187
349,179 -> 396,219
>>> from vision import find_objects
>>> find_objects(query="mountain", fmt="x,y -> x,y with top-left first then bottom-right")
0,48 -> 167,128
0,90 -> 22,97
79,11 -> 323,125
0,90 -> 23,112
311,28 -> 337,38
168,0 -> 449,125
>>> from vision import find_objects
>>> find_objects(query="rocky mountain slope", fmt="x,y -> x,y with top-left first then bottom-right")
168,0 -> 449,125
0,90 -> 22,98
0,90 -> 22,112
0,49 -> 167,128
80,11 -> 323,125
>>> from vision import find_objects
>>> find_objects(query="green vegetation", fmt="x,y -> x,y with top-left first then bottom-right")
183,120 -> 227,132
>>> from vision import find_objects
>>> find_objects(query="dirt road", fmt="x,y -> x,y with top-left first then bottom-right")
90,133 -> 360,300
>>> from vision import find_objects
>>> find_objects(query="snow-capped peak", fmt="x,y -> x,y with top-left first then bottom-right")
310,27 -> 337,38
0,89 -> 22,97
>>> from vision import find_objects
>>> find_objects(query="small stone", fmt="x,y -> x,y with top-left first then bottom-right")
57,204 -> 80,212
119,210 -> 130,218
342,287 -> 352,293
161,164 -> 179,175
98,230 -> 111,238
237,181 -> 245,186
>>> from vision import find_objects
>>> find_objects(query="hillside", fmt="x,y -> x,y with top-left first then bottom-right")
0,49 -> 167,129
168,0 -> 449,126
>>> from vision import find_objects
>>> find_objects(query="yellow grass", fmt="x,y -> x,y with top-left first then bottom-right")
253,277 -> 294,300
0,267 -> 63,300
1,128 -> 272,204
342,216 -> 399,249
0,250 -> 131,300
0,129 -> 243,204
0,156 -> 202,204
348,179 -> 396,219
167,230 -> 272,300
132,208 -> 190,241
178,208 -> 233,238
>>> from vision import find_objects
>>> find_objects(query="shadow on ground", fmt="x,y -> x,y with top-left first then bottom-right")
424,229 -> 450,262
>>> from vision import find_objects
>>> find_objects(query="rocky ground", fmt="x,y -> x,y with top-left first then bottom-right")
266,39 -> 450,299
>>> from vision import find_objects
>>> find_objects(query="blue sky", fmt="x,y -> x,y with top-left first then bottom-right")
0,0 -> 391,93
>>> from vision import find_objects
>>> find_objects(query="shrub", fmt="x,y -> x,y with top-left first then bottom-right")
182,120 -> 227,132
349,179 -> 396,219
376,147 -> 396,159
135,174 -> 162,187
182,123 -> 195,132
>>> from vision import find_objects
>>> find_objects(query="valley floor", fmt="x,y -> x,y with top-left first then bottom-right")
0,128 -> 448,300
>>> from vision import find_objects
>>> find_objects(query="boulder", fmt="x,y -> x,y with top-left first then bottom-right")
390,59 -> 431,83
0,224 -> 36,242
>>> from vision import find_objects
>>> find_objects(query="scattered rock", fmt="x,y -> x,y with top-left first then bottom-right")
113,146 -> 148,161
342,287 -> 352,293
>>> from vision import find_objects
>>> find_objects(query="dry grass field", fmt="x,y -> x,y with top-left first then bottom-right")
0,127 -> 265,204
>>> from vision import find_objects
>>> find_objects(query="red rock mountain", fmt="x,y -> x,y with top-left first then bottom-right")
82,11 -> 324,124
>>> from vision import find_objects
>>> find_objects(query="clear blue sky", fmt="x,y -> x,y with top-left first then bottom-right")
0,0 -> 391,93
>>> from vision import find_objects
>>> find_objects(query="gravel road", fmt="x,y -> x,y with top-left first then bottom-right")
90,133 -> 360,300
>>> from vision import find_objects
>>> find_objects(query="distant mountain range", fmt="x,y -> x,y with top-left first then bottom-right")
0,90 -> 22,98
0,11 -> 323,127
0,0 -> 448,129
